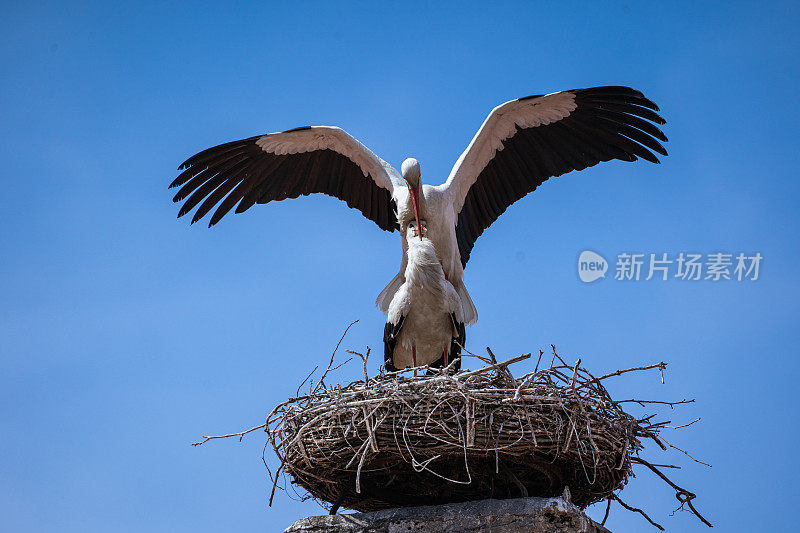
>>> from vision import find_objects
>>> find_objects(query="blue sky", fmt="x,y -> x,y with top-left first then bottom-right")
1,1 -> 798,531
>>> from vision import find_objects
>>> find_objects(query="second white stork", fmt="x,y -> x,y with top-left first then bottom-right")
384,220 -> 466,372
171,86 -> 667,328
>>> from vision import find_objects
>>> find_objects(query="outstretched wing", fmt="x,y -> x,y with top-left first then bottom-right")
444,86 -> 668,266
170,126 -> 403,231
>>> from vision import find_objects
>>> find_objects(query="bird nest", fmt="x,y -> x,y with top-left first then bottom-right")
274,353 -> 642,512
194,335 -> 711,529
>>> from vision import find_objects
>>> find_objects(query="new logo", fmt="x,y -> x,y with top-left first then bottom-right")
578,250 -> 608,283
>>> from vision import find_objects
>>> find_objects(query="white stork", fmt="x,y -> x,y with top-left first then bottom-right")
384,220 -> 466,372
171,86 -> 667,328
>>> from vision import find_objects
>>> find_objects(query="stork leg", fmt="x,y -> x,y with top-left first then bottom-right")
412,345 -> 417,376
443,345 -> 449,367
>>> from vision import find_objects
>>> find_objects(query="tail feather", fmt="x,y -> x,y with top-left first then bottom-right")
454,280 -> 477,325
376,272 -> 404,314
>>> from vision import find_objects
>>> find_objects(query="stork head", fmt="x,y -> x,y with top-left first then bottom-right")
401,158 -> 421,188
401,158 -> 423,240
407,219 -> 427,240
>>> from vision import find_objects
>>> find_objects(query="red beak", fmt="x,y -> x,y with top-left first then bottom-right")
410,186 -> 422,240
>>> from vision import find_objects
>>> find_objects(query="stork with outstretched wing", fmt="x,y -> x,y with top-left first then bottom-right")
171,86 -> 667,342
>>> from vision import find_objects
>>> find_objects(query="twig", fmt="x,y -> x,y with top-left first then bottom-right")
268,457 -> 286,506
456,343 -> 493,365
659,435 -> 712,468
616,398 -> 694,408
665,418 -> 701,430
315,319 -> 359,392
612,494 -> 664,530
345,348 -> 371,385
571,359 -> 581,392
632,457 -> 713,527
534,350 -> 543,372
641,462 -> 681,469
601,497 -> 611,525
588,362 -> 668,386
457,353 -> 531,379
296,365 -> 318,397
192,423 -> 266,447
330,357 -> 353,372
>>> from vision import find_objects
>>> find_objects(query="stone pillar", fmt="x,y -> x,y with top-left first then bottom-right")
284,496 -> 610,533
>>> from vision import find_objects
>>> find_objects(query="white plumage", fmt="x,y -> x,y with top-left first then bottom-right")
378,165 -> 478,325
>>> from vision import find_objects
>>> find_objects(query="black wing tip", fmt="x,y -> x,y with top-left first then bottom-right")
576,85 -> 663,111
577,94 -> 667,127
176,134 -> 264,171
636,98 -> 661,112
645,99 -> 661,112
652,142 -> 668,157
578,85 -> 645,97
520,86 -> 664,115
638,150 -> 661,164
208,212 -> 224,228
592,85 -> 644,94
174,205 -> 221,227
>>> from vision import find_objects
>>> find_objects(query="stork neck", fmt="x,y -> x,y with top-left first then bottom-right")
405,240 -> 444,292
403,184 -> 425,227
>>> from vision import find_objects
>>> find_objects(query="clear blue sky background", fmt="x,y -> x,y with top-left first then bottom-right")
2,2 -> 798,531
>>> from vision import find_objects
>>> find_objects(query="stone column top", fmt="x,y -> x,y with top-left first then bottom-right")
284,496 -> 610,533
